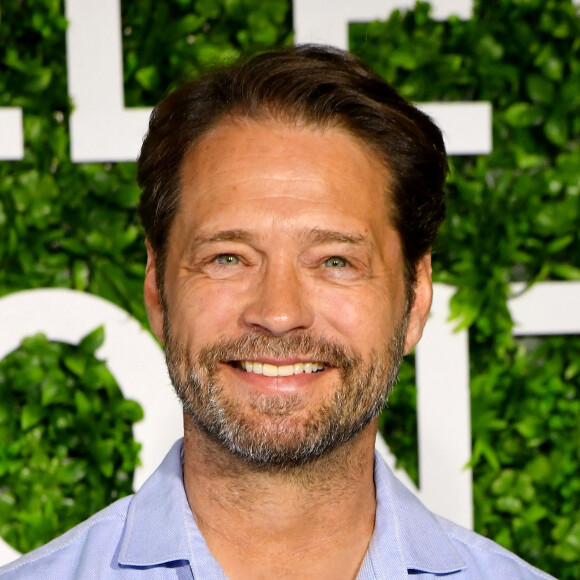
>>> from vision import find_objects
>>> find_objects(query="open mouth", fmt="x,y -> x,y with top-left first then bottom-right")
232,361 -> 326,377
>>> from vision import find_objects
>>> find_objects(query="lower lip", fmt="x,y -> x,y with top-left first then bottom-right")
223,363 -> 331,394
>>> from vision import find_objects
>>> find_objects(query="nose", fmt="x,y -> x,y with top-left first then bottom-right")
241,261 -> 315,336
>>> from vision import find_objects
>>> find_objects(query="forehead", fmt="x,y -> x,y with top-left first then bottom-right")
175,118 -> 392,239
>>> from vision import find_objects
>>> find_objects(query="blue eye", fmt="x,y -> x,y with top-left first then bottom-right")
216,254 -> 240,265
324,257 -> 347,268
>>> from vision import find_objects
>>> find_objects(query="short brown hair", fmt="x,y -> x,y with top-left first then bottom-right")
138,44 -> 447,295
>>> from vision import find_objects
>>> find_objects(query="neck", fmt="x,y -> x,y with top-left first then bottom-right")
182,415 -> 378,580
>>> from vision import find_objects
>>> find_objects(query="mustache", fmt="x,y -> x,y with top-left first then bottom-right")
195,331 -> 362,370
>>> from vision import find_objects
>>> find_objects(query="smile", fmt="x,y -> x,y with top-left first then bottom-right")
237,361 -> 325,376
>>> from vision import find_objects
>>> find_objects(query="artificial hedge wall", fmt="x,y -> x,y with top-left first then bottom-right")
0,0 -> 579,577
0,327 -> 143,553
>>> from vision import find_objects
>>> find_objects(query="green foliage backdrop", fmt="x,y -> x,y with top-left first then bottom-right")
0,327 -> 143,554
1,0 -> 579,577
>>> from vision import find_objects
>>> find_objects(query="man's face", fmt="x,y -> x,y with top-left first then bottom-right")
145,119 -> 432,467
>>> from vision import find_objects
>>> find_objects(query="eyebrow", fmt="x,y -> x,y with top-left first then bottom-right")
303,229 -> 368,246
184,229 -> 250,253
191,230 -> 252,246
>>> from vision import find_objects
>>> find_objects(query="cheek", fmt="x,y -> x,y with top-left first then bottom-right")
313,285 -> 398,351
168,281 -> 247,345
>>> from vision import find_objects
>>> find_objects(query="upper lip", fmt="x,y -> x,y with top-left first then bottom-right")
230,357 -> 327,366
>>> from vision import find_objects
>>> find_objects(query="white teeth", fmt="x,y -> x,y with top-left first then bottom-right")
239,361 -> 324,376
278,364 -> 295,377
262,363 -> 277,377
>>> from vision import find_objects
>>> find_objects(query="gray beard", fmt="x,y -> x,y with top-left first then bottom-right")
164,323 -> 408,471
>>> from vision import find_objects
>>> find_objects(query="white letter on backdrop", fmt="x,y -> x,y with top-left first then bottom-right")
509,281 -> 580,337
0,108 -> 24,161
65,0 -> 152,162
293,0 -> 492,155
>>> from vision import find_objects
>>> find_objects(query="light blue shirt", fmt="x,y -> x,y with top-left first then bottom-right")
0,439 -> 555,579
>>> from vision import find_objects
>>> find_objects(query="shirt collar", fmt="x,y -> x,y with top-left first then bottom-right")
117,439 -> 194,568
364,451 -> 466,577
116,440 -> 466,576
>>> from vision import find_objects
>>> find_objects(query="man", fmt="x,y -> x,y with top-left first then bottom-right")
1,45 -> 554,579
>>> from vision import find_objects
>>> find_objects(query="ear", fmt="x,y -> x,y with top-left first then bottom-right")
144,240 -> 165,344
404,253 -> 433,355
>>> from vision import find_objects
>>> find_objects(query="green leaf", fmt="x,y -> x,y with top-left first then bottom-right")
117,399 -> 145,423
72,261 -> 89,291
58,460 -> 87,485
554,521 -> 580,563
491,469 -> 516,495
21,405 -> 44,430
40,380 -> 67,407
477,35 -> 504,60
550,263 -> 580,281
503,103 -> 543,127
63,354 -> 87,377
524,504 -> 549,523
135,66 -> 159,91
74,391 -> 92,416
176,14 -> 206,34
78,326 -> 105,354
526,455 -> 552,482
115,185 -> 142,208
526,74 -> 555,104
546,235 -> 574,254
514,416 -> 544,442
195,0 -> 220,19
496,496 -> 523,515
25,68 -> 53,92
544,113 -> 569,146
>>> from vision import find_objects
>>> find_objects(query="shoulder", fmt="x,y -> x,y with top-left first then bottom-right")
0,495 -> 133,579
436,516 -> 556,579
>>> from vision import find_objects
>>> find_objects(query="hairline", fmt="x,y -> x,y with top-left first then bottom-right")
153,111 -> 420,305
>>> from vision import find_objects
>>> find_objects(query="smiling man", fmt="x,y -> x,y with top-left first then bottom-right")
0,45 -> 555,580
